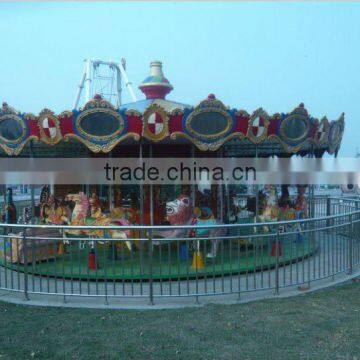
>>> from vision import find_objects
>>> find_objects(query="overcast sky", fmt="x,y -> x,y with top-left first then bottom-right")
0,2 -> 359,156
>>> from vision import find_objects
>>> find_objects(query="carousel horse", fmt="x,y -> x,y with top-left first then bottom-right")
293,185 -> 309,243
40,195 -> 72,254
190,206 -> 227,259
233,190 -> 267,226
111,189 -> 141,224
90,194 -> 131,244
38,185 -> 72,225
42,195 -> 72,225
260,186 -> 279,222
233,190 -> 270,234
275,185 -> 293,221
167,195 -> 193,227
257,186 -> 280,233
65,192 -> 132,250
294,185 -> 308,218
10,186 -> 64,260
39,185 -> 52,222
4,188 -> 17,224
2,188 -> 17,235
65,192 -> 90,235
22,205 -> 32,224
111,206 -> 140,225
152,194 -> 193,243
244,190 -> 267,215
278,185 -> 293,209
110,197 -> 141,250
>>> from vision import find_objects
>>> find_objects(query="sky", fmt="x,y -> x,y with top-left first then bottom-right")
0,2 -> 359,156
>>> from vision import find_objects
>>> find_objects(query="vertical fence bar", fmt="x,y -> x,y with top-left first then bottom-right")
30,232 -> 36,292
5,231 -> 10,290
148,144 -> 154,305
307,219 -> 312,288
274,226 -> 280,295
16,236 -> 20,291
22,230 -> 29,301
103,237 -> 108,305
237,230 -> 241,300
148,229 -> 154,305
61,229 -> 66,303
356,203 -> 360,266
348,214 -> 353,275
326,196 -> 331,228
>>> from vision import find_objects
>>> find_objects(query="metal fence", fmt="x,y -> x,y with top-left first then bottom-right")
0,196 -> 359,304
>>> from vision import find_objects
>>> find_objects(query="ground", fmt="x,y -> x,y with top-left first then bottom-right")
0,282 -> 359,360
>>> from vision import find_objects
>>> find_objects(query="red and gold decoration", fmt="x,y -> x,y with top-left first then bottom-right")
0,102 -> 35,155
142,104 -> 169,141
247,108 -> 269,144
38,109 -> 62,145
0,62 -> 344,156
315,117 -> 330,145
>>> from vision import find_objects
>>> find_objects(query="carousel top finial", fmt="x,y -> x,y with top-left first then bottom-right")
139,61 -> 173,100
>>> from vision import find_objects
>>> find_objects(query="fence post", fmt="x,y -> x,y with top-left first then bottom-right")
310,185 -> 315,218
326,196 -> 331,228
274,226 -> 281,296
348,214 -> 353,275
22,230 -> 29,301
307,219 -> 312,289
61,228 -> 67,304
355,201 -> 360,240
148,228 -> 154,305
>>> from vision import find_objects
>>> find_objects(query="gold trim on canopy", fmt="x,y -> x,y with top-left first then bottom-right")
185,97 -> 233,141
63,132 -> 140,153
38,109 -> 62,145
76,107 -> 125,142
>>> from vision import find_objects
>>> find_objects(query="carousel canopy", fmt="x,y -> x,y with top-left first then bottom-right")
0,61 -> 344,157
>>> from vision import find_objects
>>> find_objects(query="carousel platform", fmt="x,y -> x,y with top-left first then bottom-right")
0,236 -> 317,281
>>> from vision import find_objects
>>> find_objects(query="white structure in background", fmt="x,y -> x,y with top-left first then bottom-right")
73,58 -> 137,109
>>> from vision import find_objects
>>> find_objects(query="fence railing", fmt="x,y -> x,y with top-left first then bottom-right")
0,196 -> 359,304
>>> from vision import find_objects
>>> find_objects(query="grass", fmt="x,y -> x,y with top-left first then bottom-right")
0,281 -> 359,360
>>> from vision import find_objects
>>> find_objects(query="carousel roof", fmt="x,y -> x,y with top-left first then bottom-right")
120,99 -> 191,113
0,61 -> 344,157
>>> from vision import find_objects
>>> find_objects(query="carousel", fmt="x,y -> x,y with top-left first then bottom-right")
0,61 -> 345,281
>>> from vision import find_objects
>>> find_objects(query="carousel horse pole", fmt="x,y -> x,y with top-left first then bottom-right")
29,141 -> 35,224
4,188 -> 17,234
109,186 -> 120,260
0,185 -> 5,232
107,185 -> 121,260
138,141 -> 145,277
66,192 -> 90,225
88,191 -> 132,258
149,144 -> 155,305
39,185 -> 51,223
255,145 -> 259,221
214,148 -> 224,258
65,192 -> 96,269
190,145 -> 205,270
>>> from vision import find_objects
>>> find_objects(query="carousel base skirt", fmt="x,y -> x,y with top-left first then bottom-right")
0,236 -> 317,281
